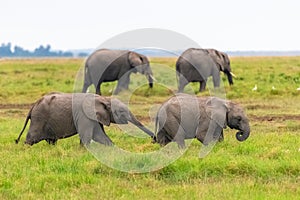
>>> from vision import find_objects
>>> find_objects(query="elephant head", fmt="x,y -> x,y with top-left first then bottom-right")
226,101 -> 250,141
128,51 -> 154,88
205,97 -> 250,142
82,95 -> 156,139
206,49 -> 235,85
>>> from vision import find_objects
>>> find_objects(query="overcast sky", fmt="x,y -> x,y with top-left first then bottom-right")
1,0 -> 300,51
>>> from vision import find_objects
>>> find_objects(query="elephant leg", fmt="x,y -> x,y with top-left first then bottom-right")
96,81 -> 102,95
77,120 -> 94,145
196,125 -> 208,144
82,83 -> 89,93
218,129 -> 224,142
114,83 -> 122,95
157,128 -> 172,146
202,124 -> 223,145
92,124 -> 113,146
199,80 -> 206,92
46,138 -> 57,145
114,74 -> 130,94
79,130 -> 93,146
173,125 -> 187,148
178,75 -> 189,92
82,71 -> 92,93
80,139 -> 84,146
212,70 -> 221,88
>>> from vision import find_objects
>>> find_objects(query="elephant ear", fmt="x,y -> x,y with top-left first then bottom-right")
205,97 -> 227,128
221,52 -> 230,66
128,51 -> 144,72
209,49 -> 225,72
82,95 -> 111,126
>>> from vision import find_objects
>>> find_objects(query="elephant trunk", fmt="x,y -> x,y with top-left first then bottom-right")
147,73 -> 154,88
143,64 -> 154,88
235,124 -> 250,141
225,71 -> 234,85
129,113 -> 156,140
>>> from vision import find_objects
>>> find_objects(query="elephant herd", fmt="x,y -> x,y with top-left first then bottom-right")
16,48 -> 250,151
81,48 -> 235,95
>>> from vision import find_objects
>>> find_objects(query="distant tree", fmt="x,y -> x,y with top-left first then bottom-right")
0,43 -> 74,57
14,46 -> 31,57
34,45 -> 52,56
0,43 -> 13,56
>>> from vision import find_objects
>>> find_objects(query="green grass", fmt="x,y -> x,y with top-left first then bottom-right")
0,57 -> 300,199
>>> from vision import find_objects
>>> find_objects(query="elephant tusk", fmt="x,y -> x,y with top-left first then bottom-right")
230,72 -> 237,78
149,74 -> 157,82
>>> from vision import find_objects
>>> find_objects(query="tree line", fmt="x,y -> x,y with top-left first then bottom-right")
0,43 -> 88,57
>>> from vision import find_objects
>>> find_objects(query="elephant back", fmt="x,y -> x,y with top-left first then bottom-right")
86,49 -> 129,70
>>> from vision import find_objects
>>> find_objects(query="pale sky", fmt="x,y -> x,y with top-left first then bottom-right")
1,0 -> 300,51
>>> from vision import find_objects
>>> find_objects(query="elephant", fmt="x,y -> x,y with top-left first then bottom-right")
15,93 -> 155,146
82,49 -> 154,95
154,93 -> 250,148
176,48 -> 235,93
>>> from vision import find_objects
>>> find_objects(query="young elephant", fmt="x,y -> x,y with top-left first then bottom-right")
82,49 -> 154,95
176,48 -> 235,93
155,93 -> 250,148
16,93 -> 155,146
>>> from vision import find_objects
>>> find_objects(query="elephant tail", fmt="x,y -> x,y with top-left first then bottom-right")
15,104 -> 34,144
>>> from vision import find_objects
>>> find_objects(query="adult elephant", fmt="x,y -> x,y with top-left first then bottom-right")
82,49 -> 154,95
155,93 -> 250,148
15,93 -> 155,146
176,48 -> 235,93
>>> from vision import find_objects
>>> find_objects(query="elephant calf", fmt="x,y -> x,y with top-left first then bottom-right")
82,49 -> 154,95
155,93 -> 250,148
176,48 -> 235,93
16,93 -> 155,146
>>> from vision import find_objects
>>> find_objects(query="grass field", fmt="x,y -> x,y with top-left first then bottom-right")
0,57 -> 300,199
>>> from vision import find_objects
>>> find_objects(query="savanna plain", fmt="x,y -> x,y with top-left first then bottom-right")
0,56 -> 300,199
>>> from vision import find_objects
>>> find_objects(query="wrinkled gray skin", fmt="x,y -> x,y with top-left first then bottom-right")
16,93 -> 155,146
155,94 -> 250,148
82,49 -> 154,95
176,48 -> 233,93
